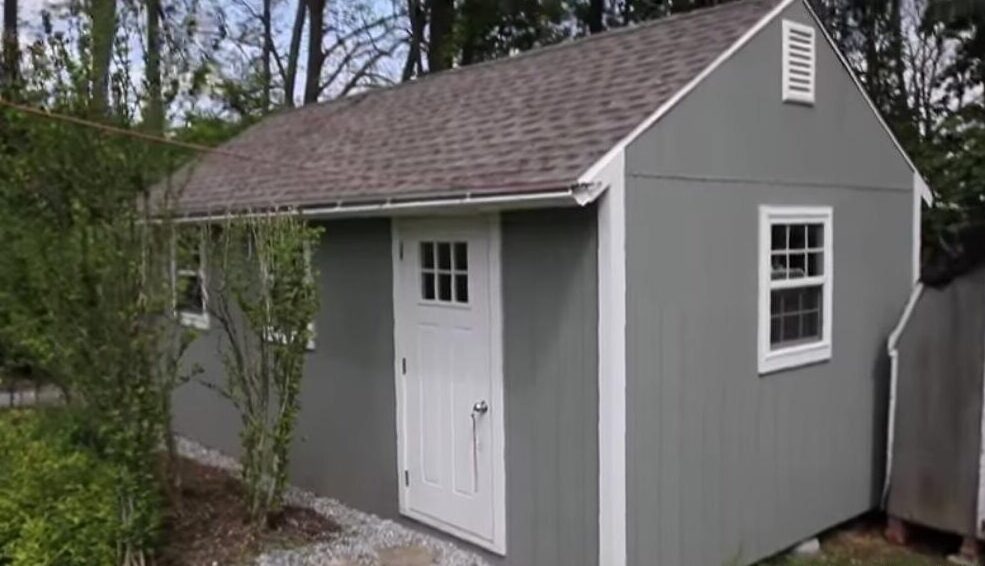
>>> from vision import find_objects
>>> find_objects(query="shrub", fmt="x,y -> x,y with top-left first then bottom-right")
0,409 -> 120,566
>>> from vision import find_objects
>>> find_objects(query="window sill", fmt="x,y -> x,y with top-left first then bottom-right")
179,312 -> 210,330
759,340 -> 830,375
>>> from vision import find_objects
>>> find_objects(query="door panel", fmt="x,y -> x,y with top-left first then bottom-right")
395,216 -> 505,553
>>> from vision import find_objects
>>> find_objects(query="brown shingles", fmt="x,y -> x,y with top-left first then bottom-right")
175,0 -> 779,214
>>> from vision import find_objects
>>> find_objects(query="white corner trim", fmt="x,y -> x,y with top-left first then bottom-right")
802,0 -> 933,205
882,282 -> 925,505
757,206 -> 834,375
577,0 -> 798,186
595,151 -> 627,566
912,173 -> 924,284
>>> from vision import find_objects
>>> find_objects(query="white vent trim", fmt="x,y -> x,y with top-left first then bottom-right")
782,19 -> 816,104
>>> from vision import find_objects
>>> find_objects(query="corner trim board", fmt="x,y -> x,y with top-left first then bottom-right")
595,151 -> 627,566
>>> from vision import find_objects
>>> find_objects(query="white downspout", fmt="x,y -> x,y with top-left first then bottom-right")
882,282 -> 925,505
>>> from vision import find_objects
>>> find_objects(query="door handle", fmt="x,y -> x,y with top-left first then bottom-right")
470,400 -> 488,490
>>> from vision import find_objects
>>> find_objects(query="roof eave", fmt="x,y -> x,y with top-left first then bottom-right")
176,184 -> 594,224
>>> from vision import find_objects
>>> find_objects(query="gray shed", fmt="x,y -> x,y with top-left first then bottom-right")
171,0 -> 932,564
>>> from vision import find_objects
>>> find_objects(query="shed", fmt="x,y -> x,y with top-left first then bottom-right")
170,0 -> 932,564
885,265 -> 985,552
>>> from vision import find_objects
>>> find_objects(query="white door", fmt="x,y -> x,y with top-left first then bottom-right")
394,216 -> 506,554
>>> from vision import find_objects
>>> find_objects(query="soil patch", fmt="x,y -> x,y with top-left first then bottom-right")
159,456 -> 339,565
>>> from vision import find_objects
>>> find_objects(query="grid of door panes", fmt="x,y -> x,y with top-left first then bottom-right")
769,222 -> 824,348
420,241 -> 468,304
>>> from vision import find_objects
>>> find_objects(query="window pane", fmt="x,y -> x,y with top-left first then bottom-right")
770,317 -> 782,344
802,285 -> 820,309
771,254 -> 788,280
421,242 -> 434,269
454,242 -> 468,271
438,273 -> 452,301
803,312 -> 821,340
422,272 -> 435,300
455,274 -> 468,303
781,287 -> 802,312
789,253 -> 806,278
808,224 -> 823,248
438,243 -> 452,270
782,314 -> 801,341
176,274 -> 204,314
808,252 -> 824,276
771,225 -> 787,251
789,225 -> 806,249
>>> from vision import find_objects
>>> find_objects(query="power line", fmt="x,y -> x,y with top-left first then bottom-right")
0,97 -> 318,173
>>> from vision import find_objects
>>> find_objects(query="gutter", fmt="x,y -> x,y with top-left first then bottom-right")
175,184 -> 602,224
882,282 -> 925,506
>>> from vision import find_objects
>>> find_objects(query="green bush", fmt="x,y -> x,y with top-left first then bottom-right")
0,410 -> 119,566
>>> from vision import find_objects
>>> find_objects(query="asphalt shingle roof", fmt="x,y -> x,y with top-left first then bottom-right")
175,0 -> 778,214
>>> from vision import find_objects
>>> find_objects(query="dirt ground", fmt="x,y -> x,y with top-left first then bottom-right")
158,456 -> 340,565
766,514 -> 960,566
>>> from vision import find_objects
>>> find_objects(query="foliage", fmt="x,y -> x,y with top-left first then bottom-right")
0,409 -> 120,566
0,98 -> 199,563
207,212 -> 320,525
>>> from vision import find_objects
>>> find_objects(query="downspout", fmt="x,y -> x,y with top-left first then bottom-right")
882,282 -> 925,505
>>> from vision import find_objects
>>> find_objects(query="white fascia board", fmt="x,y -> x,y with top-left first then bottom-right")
577,0 -> 798,188
801,0 -> 934,206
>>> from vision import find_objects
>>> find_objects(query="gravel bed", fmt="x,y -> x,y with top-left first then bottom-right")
175,437 -> 488,566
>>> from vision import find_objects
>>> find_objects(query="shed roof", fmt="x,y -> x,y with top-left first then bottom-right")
174,0 -> 780,215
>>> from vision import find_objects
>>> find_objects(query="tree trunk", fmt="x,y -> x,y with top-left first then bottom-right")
427,0 -> 454,72
2,0 -> 18,92
303,0 -> 325,104
402,0 -> 424,80
262,0 -> 272,110
90,0 -> 117,118
284,0 -> 306,106
588,0 -> 604,33
144,0 -> 164,133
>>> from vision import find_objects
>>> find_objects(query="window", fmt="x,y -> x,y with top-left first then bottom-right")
758,206 -> 832,374
782,19 -> 816,105
174,228 -> 209,330
420,241 -> 468,304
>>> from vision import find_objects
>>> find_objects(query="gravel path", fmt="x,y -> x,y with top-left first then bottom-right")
176,437 -> 488,566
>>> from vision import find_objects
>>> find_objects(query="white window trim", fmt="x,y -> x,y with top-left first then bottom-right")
758,205 -> 833,374
781,19 -> 816,105
174,231 -> 210,331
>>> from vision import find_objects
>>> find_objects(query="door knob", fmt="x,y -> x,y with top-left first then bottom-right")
472,400 -> 489,415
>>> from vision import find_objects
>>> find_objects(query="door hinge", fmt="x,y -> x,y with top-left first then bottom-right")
402,357 -> 406,374
399,241 -> 404,260
404,469 -> 410,486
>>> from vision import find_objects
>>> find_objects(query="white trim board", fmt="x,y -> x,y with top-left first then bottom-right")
595,151 -> 627,566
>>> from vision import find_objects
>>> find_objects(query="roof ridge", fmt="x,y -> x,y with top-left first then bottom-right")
271,0 -> 777,120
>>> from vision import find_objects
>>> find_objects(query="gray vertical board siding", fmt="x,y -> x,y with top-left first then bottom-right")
624,2 -> 914,565
173,218 -> 399,517
888,268 -> 985,537
173,209 -> 600,566
500,206 -> 599,566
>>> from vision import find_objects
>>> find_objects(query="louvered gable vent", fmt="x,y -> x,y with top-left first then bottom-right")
782,20 -> 816,105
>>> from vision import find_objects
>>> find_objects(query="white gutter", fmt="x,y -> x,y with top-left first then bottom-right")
882,282 -> 926,505
175,186 -> 586,224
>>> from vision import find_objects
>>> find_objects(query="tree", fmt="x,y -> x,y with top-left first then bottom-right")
89,0 -> 117,118
2,0 -> 17,90
144,0 -> 164,132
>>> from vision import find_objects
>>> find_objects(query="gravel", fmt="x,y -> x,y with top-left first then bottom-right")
175,437 -> 488,566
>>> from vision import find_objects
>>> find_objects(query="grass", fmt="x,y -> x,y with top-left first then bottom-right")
762,515 -> 954,566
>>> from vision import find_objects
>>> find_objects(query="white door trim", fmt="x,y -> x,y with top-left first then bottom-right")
391,215 -> 507,555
